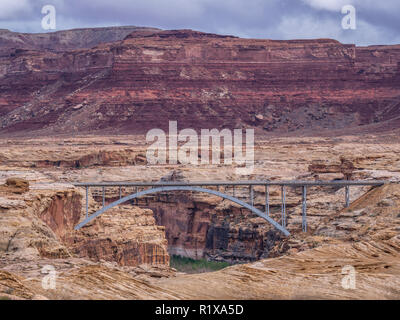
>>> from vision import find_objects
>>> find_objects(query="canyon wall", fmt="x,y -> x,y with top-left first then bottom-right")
0,28 -> 399,136
145,194 -> 285,262
2,135 -> 397,264
0,180 -> 169,267
3,181 -> 399,300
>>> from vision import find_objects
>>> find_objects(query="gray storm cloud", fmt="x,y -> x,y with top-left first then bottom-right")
0,0 -> 398,45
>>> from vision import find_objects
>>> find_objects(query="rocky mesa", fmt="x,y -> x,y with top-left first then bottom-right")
0,28 -> 399,136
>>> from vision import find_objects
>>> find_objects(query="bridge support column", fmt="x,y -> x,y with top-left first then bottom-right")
250,185 -> 254,206
102,186 -> 105,207
85,186 -> 88,219
281,186 -> 286,227
119,186 -> 122,199
345,186 -> 350,207
265,185 -> 269,217
302,186 -> 307,232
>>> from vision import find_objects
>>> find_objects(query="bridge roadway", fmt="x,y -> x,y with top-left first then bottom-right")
73,180 -> 388,236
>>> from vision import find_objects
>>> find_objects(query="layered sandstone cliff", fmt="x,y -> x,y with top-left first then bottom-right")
0,28 -> 399,136
0,179 -> 170,268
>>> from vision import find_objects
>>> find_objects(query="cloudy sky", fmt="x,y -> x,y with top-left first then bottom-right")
0,0 -> 399,45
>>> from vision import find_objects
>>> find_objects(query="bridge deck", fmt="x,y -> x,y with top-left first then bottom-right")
73,180 -> 388,187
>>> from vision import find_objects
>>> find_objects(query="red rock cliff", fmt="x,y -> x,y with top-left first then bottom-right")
0,28 -> 399,136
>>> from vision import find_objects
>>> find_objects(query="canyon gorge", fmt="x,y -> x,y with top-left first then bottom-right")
0,134 -> 399,299
0,27 -> 399,299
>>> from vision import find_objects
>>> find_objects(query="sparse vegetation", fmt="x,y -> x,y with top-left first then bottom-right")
170,255 -> 231,274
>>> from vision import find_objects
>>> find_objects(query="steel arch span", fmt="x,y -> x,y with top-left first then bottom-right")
74,185 -> 290,236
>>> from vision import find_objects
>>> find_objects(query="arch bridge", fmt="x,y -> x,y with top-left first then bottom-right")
73,180 -> 387,237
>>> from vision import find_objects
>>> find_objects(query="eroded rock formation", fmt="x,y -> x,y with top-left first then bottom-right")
0,28 -> 399,136
0,181 -> 170,267
68,206 -> 169,266
1,182 -> 399,300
